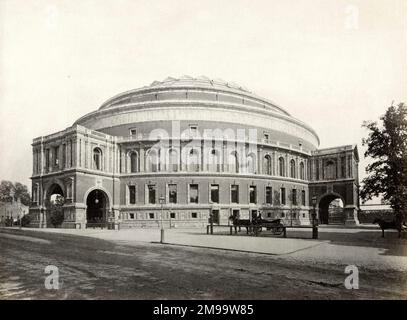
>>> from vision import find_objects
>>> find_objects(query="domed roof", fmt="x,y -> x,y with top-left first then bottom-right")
98,75 -> 289,116
147,75 -> 252,93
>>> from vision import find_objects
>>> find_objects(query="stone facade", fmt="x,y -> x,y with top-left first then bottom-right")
28,76 -> 360,228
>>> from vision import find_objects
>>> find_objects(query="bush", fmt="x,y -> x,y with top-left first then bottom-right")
49,207 -> 64,227
20,214 -> 31,227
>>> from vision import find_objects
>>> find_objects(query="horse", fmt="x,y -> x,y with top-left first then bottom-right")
373,217 -> 405,238
228,215 -> 252,234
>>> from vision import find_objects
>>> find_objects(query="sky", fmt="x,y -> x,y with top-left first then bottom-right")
0,0 -> 406,200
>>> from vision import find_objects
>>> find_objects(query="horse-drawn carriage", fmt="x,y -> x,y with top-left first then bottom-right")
229,215 -> 286,236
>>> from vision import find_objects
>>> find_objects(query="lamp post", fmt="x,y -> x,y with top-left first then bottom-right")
159,195 -> 165,243
311,195 -> 318,239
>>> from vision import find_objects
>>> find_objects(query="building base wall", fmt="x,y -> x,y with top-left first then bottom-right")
344,207 -> 360,225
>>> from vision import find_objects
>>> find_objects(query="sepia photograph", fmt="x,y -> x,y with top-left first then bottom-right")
0,0 -> 406,310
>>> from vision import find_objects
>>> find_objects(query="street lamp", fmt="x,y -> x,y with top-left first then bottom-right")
311,195 -> 317,225
311,195 -> 318,239
159,195 -> 165,243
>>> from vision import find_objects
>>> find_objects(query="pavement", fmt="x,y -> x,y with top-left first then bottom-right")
5,224 -> 407,271
1,226 -> 407,299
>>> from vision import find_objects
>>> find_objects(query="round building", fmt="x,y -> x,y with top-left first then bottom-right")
29,76 -> 360,229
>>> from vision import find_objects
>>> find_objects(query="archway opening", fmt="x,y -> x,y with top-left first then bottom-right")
86,189 -> 109,225
46,184 -> 65,227
47,184 -> 64,201
318,194 -> 344,224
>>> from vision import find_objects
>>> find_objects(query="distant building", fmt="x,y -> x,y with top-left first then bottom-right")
0,198 -> 29,224
358,204 -> 394,223
29,76 -> 360,228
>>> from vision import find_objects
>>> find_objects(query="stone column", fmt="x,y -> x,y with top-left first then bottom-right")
67,140 -> 72,168
139,146 -> 145,172
32,149 -> 36,175
84,140 -> 88,168
296,156 -> 299,179
75,138 -> 80,169
319,158 -> 323,180
222,141 -> 228,173
88,140 -> 92,170
311,159 -> 315,181
344,206 -> 360,225
285,153 -> 289,177
273,151 -> 277,176
40,139 -> 44,175
257,147 -> 262,174
337,156 -> 341,178
304,159 -> 309,180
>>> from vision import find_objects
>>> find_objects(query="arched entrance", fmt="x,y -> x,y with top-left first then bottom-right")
86,189 -> 109,226
46,183 -> 64,202
318,193 -> 345,224
45,183 -> 65,228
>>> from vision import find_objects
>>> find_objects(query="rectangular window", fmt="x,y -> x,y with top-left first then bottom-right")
129,128 -> 137,136
191,212 -> 197,218
249,186 -> 257,204
54,146 -> 59,166
149,213 -> 154,219
231,185 -> 239,203
148,185 -> 156,204
264,133 -> 269,142
129,213 -> 135,219
210,184 -> 219,203
129,185 -> 136,204
189,184 -> 199,203
170,212 -> 176,219
280,187 -> 286,205
316,160 -> 320,180
168,184 -> 177,204
301,190 -> 306,206
265,186 -> 272,204
45,149 -> 50,169
292,189 -> 297,205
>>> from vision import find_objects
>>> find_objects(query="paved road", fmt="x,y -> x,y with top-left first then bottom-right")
1,228 -> 406,299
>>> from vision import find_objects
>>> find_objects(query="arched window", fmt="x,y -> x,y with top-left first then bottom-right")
129,152 -> 139,173
32,184 -> 39,203
325,160 -> 336,180
209,149 -> 221,172
168,149 -> 178,172
93,148 -> 102,170
229,152 -> 239,173
247,153 -> 256,174
300,162 -> 305,180
278,157 -> 285,177
263,155 -> 272,175
188,149 -> 200,172
146,149 -> 159,172
290,159 -> 296,178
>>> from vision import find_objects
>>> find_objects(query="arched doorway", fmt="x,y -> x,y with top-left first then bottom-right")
86,189 -> 109,226
45,183 -> 65,228
46,183 -> 64,201
318,193 -> 345,224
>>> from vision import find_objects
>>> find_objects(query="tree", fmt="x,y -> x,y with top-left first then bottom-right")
48,195 -> 65,227
0,180 -> 31,206
360,103 -> 407,217
0,180 -> 15,203
14,182 -> 31,206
